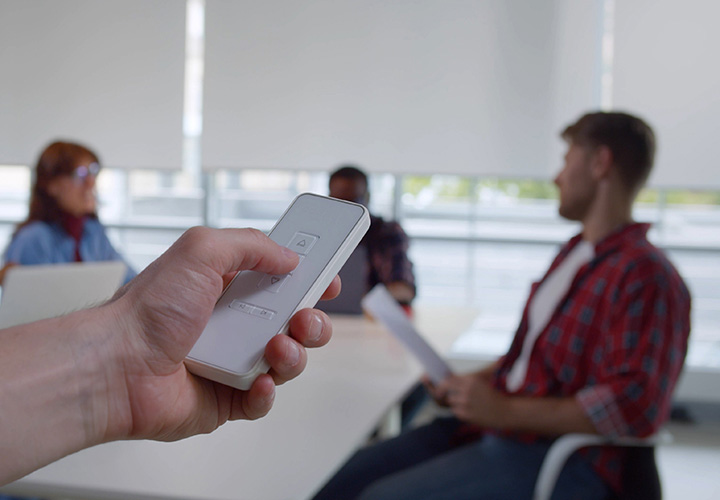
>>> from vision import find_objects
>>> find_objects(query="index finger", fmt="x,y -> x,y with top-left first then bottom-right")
170,227 -> 300,281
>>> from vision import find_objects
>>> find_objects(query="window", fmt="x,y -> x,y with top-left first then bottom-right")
2,167 -> 718,373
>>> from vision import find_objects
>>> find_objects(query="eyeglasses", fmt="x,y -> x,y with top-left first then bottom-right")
70,162 -> 100,183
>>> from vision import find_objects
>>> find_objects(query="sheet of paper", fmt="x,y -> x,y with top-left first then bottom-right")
361,285 -> 453,384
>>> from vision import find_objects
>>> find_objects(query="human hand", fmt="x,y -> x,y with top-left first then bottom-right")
385,281 -> 415,304
434,370 -> 509,428
95,227 -> 340,444
422,375 -> 450,407
422,360 -> 499,408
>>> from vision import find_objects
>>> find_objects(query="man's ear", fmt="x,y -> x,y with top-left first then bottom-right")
591,145 -> 613,180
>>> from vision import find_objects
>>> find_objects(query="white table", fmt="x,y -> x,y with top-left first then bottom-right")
2,307 -> 476,500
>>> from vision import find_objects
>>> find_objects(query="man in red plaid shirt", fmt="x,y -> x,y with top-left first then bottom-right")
313,112 -> 691,500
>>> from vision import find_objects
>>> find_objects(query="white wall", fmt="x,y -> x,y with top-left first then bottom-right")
613,0 -> 720,189
202,0 -> 601,176
0,0 -> 186,169
1,0 -> 718,186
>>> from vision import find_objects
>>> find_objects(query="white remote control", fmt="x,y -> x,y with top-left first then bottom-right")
185,193 -> 370,390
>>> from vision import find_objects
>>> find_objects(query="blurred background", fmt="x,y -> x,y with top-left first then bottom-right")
1,0 -> 719,423
2,1 -> 720,497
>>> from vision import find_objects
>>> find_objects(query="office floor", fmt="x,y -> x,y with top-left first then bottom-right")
659,422 -> 720,499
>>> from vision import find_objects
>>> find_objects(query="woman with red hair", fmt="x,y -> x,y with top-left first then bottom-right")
0,141 -> 135,285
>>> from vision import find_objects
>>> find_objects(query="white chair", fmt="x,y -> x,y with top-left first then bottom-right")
533,430 -> 672,500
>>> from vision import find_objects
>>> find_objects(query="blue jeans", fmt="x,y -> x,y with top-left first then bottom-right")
312,417 -> 611,500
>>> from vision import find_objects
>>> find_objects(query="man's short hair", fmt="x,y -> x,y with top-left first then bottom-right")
329,165 -> 368,189
562,111 -> 656,192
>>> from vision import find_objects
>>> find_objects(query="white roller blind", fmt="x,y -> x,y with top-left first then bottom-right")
0,0 -> 186,169
613,0 -> 720,189
202,0 -> 601,176
547,0 -> 605,175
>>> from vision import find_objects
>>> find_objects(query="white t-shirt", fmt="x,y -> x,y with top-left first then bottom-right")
505,240 -> 595,392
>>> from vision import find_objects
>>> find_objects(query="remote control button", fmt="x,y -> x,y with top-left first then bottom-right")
258,273 -> 290,293
229,300 -> 257,315
250,307 -> 276,320
288,232 -> 319,255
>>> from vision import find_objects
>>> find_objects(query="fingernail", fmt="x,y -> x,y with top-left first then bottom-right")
287,340 -> 301,366
309,314 -> 323,342
265,386 -> 276,407
281,246 -> 298,260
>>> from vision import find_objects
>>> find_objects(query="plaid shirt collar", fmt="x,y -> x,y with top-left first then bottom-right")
556,222 -> 651,269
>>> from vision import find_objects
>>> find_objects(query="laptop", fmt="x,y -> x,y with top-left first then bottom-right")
0,261 -> 127,329
316,245 -> 369,315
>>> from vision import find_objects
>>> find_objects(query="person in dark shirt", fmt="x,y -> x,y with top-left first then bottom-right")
329,165 -> 416,308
